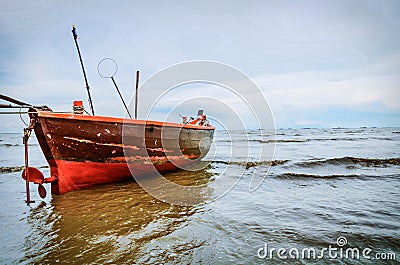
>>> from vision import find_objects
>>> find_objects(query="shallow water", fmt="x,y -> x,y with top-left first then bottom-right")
0,128 -> 399,264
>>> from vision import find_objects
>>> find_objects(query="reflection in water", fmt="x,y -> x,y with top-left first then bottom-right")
21,166 -> 215,264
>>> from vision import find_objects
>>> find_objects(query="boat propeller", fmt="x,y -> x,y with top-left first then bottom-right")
22,167 -> 47,199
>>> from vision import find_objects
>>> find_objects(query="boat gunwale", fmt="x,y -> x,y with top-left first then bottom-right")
36,111 -> 215,130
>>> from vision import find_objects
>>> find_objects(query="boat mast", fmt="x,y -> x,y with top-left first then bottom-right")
71,25 -> 95,116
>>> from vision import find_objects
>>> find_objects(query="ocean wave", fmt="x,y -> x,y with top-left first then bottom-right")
0,166 -> 25,173
252,139 -> 308,143
310,137 -> 369,141
0,144 -> 20,147
211,160 -> 289,168
0,165 -> 49,174
0,143 -> 37,147
275,173 -> 369,179
221,137 -> 396,144
295,157 -> 400,168
246,138 -> 361,144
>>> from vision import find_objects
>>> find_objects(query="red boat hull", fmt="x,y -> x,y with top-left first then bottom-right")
30,111 -> 214,195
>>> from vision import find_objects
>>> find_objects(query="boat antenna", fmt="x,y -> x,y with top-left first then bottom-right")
135,70 -> 139,119
71,25 -> 95,115
97,58 -> 132,119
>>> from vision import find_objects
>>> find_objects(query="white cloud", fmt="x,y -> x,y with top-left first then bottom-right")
253,53 -> 400,127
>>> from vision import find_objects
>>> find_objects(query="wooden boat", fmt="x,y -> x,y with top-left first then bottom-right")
25,107 -> 214,196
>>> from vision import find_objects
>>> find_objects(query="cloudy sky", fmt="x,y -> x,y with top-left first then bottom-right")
1,0 -> 399,131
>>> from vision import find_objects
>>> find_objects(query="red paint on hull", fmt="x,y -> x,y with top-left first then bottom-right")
50,159 -> 186,194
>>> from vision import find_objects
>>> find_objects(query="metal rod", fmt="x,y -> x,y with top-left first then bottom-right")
71,25 -> 95,116
135,71 -> 139,119
0,111 -> 28,114
0,111 -> 73,115
24,128 -> 33,204
0,94 -> 31,106
0,104 -> 31,108
111,76 -> 132,119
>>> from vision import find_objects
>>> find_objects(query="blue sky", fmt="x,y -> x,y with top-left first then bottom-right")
0,0 -> 399,131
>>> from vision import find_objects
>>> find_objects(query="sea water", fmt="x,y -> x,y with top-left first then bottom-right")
0,128 -> 399,264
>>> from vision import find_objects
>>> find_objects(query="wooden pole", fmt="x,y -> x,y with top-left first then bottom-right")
111,76 -> 132,119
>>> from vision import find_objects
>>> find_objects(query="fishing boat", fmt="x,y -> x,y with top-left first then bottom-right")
0,26 -> 214,202
0,95 -> 213,202
28,106 -> 214,196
